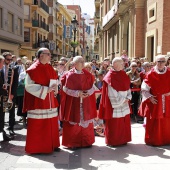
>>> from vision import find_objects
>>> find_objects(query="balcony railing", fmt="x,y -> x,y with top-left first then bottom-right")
33,0 -> 49,14
33,40 -> 49,49
94,12 -> 100,18
32,42 -> 40,49
40,0 -> 49,13
40,21 -> 49,31
32,20 -> 39,27
32,20 -> 49,31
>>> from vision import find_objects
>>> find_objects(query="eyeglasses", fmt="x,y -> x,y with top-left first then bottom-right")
157,60 -> 166,63
132,65 -> 137,67
42,53 -> 51,56
26,63 -> 31,65
6,58 -> 12,61
59,64 -> 65,66
146,66 -> 151,68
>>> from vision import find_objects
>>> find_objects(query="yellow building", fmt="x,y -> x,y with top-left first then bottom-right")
20,0 -> 49,60
56,4 -> 72,58
94,0 -> 100,60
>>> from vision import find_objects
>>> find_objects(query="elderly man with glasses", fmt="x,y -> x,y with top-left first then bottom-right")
60,56 -> 97,150
23,47 -> 60,154
139,55 -> 170,146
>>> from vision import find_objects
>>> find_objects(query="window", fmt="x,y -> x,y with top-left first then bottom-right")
148,3 -> 157,23
8,12 -> 14,32
0,8 -> 2,28
24,5 -> 30,20
18,18 -> 22,35
24,28 -> 30,42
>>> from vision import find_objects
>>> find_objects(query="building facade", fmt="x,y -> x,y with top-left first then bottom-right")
0,0 -> 24,55
20,0 -> 49,60
95,0 -> 170,62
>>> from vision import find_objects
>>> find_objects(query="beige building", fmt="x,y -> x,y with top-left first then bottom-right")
56,4 -> 72,58
95,0 -> 170,62
20,0 -> 49,60
0,0 -> 24,55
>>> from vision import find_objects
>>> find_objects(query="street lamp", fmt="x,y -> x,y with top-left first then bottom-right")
86,45 -> 89,61
71,15 -> 78,57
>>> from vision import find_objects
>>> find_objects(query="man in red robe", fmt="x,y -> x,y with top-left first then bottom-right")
139,55 -> 170,146
60,56 -> 97,149
23,48 -> 60,154
99,57 -> 132,146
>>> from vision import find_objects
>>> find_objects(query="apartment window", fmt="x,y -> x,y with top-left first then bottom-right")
0,8 -> 2,29
8,12 -> 14,32
24,28 -> 30,42
18,18 -> 22,35
148,2 -> 157,23
24,5 -> 30,20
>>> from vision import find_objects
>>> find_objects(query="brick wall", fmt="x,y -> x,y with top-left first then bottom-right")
48,15 -> 53,24
135,7 -> 145,58
162,0 -> 170,54
47,0 -> 53,7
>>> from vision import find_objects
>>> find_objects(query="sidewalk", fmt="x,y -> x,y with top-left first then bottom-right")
0,116 -> 170,170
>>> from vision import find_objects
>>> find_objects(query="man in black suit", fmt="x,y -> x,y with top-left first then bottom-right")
2,52 -> 19,136
0,55 -> 13,141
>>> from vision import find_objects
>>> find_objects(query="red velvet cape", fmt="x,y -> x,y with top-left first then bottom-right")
60,68 -> 97,123
23,60 -> 58,112
99,69 -> 130,119
139,67 -> 170,119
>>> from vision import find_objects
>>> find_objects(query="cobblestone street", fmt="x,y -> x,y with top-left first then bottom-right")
0,115 -> 170,170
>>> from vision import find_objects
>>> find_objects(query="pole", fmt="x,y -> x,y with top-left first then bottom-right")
73,29 -> 76,57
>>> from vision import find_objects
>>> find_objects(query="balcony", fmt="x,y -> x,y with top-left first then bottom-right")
32,20 -> 39,27
118,0 -> 131,13
40,21 -> 49,32
95,0 -> 100,7
56,20 -> 63,28
94,12 -> 100,22
32,0 -> 49,14
32,42 -> 40,49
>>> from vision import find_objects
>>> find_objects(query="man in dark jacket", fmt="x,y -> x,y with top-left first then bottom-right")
2,52 -> 19,136
0,55 -> 13,141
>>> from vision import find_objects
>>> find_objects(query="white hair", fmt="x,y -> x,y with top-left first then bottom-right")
142,62 -> 150,67
72,56 -> 83,64
130,62 -> 137,68
155,55 -> 166,62
112,57 -> 123,65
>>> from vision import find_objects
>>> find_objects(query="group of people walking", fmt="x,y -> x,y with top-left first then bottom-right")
1,47 -> 170,154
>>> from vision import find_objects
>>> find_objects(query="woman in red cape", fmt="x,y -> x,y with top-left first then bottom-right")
99,57 -> 132,146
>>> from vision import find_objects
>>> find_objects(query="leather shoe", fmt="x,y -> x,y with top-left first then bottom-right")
54,148 -> 61,152
3,133 -> 14,141
9,130 -> 16,136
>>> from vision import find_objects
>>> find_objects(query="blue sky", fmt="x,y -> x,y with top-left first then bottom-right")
58,0 -> 95,18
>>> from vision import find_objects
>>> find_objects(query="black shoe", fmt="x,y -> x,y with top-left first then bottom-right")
3,133 -> 14,141
69,147 -> 78,150
54,148 -> 61,152
9,130 -> 16,136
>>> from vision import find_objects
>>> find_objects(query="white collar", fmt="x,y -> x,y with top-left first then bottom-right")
154,66 -> 167,74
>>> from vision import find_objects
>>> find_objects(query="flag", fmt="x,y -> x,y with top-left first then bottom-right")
63,25 -> 72,39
